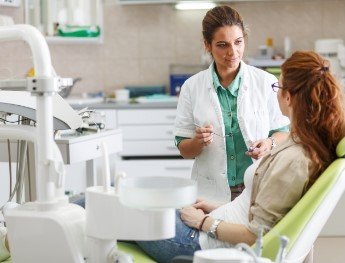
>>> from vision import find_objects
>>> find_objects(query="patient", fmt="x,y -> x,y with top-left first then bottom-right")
0,51 -> 344,263
135,51 -> 345,262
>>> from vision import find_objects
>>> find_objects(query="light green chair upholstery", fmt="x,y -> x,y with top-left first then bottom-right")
118,242 -> 156,262
0,243 -> 156,263
262,137 -> 345,262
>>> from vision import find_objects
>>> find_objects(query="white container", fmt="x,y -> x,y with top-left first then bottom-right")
114,89 -> 130,102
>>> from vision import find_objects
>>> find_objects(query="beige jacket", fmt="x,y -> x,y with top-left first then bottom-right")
248,135 -> 313,235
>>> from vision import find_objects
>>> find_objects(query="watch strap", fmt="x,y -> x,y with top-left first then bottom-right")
268,136 -> 277,148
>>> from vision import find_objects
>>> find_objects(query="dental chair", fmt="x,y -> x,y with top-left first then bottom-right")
118,137 -> 345,263
173,136 -> 345,263
261,136 -> 345,262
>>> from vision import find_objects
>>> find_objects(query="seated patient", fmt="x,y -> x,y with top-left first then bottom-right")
135,51 -> 345,263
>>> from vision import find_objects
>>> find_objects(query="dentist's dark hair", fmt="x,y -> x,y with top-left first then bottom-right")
202,5 -> 248,45
281,51 -> 345,188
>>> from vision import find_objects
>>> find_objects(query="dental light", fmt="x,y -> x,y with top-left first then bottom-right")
175,1 -> 216,10
0,91 -> 83,130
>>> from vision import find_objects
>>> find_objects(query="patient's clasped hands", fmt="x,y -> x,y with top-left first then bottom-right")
180,199 -> 222,230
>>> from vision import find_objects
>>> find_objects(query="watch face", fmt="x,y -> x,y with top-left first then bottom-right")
207,231 -> 216,239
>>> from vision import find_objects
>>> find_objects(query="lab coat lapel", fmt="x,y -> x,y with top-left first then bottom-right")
207,67 -> 225,137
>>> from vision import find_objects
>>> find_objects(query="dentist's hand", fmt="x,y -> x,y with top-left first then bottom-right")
245,138 -> 272,159
194,124 -> 214,146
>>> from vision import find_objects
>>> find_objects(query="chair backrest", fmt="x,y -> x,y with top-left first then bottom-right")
261,137 -> 345,262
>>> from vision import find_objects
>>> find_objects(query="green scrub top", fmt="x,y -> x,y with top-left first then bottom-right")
175,63 -> 289,187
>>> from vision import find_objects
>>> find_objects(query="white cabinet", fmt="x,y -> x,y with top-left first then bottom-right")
116,108 -> 193,179
103,109 -> 117,130
117,109 -> 179,156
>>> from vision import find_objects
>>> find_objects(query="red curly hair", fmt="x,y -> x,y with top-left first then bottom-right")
281,51 -> 345,188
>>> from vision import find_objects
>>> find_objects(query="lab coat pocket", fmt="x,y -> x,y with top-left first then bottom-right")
197,176 -> 216,200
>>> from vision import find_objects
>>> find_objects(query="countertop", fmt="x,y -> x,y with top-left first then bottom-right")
69,100 -> 178,110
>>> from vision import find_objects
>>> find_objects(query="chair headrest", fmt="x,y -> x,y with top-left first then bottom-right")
336,137 -> 345,158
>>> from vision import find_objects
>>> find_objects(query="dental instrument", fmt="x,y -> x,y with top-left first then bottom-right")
194,123 -> 230,137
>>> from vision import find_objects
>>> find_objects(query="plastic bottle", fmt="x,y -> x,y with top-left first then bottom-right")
284,37 -> 291,59
266,38 -> 274,59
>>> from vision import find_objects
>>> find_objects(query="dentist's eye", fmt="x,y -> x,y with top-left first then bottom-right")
216,42 -> 228,49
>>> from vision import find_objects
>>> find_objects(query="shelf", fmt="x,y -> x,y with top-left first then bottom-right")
45,36 -> 103,45
246,58 -> 285,68
24,0 -> 103,45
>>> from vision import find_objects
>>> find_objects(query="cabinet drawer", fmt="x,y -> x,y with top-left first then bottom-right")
122,125 -> 173,140
56,131 -> 123,164
121,140 -> 179,156
116,159 -> 194,179
118,109 -> 176,125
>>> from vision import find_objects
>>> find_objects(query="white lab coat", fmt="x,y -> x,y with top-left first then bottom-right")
174,61 -> 290,202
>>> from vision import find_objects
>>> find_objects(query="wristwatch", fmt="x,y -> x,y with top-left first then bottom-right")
207,219 -> 222,239
268,136 -> 277,149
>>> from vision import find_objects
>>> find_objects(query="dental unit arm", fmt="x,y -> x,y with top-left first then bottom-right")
0,24 -> 197,263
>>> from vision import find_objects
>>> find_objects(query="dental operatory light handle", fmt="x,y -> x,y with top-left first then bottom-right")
101,141 -> 111,192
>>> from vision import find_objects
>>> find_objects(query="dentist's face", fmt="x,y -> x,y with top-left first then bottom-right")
205,25 -> 245,71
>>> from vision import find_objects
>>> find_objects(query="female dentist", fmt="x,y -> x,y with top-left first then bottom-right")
174,6 -> 289,202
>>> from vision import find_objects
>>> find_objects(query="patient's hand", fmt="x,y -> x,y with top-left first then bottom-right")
193,198 -> 222,214
245,138 -> 271,160
180,206 -> 205,229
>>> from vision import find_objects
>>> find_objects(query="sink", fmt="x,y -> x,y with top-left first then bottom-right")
118,176 -> 197,209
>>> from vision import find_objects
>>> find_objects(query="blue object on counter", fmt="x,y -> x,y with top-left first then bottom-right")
170,74 -> 192,96
124,86 -> 165,98
145,94 -> 173,100
87,91 -> 105,98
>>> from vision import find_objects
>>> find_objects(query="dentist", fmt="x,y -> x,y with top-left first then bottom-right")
174,6 -> 289,202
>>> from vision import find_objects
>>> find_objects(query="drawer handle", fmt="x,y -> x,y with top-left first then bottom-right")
166,146 -> 177,151
165,167 -> 191,171
166,115 -> 176,120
